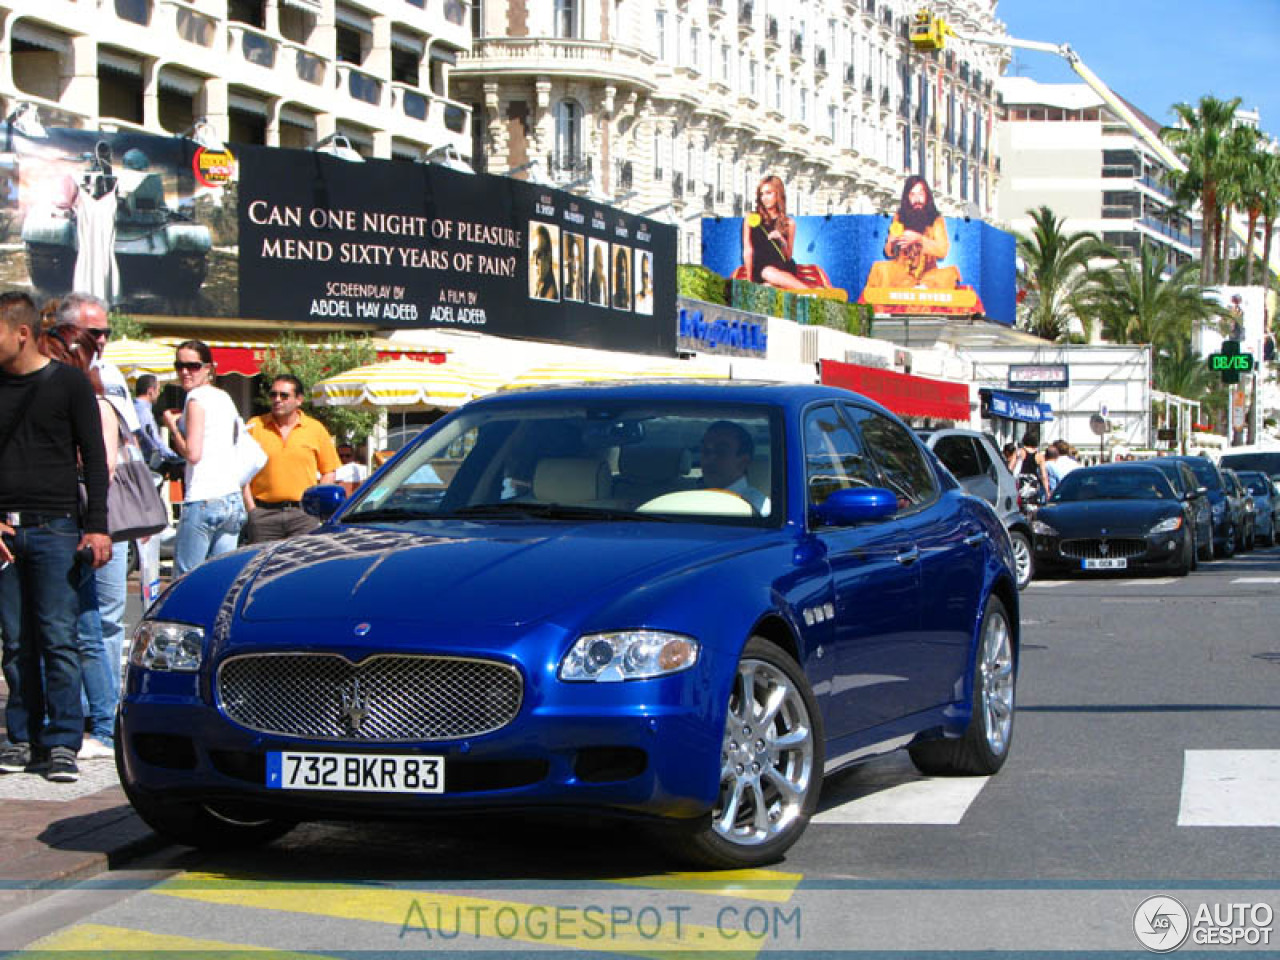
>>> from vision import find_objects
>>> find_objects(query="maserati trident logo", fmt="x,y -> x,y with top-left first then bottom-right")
1099,540 -> 1110,556
339,677 -> 370,734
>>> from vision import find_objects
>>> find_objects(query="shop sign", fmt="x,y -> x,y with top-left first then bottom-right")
1008,363 -> 1070,389
676,299 -> 768,357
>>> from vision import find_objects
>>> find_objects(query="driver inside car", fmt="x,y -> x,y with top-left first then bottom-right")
699,421 -> 769,515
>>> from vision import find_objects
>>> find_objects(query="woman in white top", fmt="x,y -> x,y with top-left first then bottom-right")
163,340 -> 247,575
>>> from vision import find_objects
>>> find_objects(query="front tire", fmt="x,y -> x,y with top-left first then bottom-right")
1009,530 -> 1033,590
678,637 -> 823,869
909,595 -> 1015,776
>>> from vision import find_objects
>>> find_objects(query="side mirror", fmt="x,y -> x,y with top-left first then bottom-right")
302,484 -> 347,520
811,486 -> 898,527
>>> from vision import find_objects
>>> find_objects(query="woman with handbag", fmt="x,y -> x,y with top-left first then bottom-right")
163,340 -> 247,575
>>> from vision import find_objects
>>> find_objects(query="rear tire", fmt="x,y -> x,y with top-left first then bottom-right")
1008,530 -> 1033,590
910,595 -> 1015,777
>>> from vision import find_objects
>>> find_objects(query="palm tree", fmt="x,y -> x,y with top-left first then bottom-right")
1253,150 -> 1280,291
1015,206 -> 1106,342
1079,245 -> 1228,351
1154,340 -> 1222,424
1162,95 -> 1241,285
1218,124 -> 1263,284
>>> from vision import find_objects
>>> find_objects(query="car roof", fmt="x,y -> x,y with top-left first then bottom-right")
464,381 -> 897,418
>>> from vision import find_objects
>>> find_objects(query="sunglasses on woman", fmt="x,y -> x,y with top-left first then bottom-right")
174,361 -> 205,372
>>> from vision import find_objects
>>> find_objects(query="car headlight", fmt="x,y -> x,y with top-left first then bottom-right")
1032,520 -> 1059,537
1149,515 -> 1183,534
129,620 -> 205,672
559,630 -> 699,682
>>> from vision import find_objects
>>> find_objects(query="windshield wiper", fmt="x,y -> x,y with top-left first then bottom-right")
342,507 -> 423,524
447,502 -> 672,522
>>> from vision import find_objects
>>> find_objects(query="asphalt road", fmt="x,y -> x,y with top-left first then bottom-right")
3,547 -> 1279,956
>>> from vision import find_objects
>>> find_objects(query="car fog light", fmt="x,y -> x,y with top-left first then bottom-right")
129,620 -> 205,672
560,631 -> 700,682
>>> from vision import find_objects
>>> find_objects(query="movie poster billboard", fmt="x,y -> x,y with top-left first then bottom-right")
700,174 -> 1015,326
0,127 -> 677,356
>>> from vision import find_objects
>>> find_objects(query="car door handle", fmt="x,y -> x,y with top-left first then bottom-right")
963,531 -> 988,547
895,545 -> 920,565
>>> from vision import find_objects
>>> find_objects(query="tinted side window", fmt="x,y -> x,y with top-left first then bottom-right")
854,411 -> 939,508
972,437 -> 1000,480
802,405 -> 880,508
933,435 -> 981,479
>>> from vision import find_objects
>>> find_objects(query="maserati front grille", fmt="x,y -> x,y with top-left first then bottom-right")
216,653 -> 523,742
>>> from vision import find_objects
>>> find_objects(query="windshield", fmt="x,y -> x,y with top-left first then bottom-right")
1178,458 -> 1221,490
1238,472 -> 1272,496
1051,468 -> 1175,503
344,401 -> 782,527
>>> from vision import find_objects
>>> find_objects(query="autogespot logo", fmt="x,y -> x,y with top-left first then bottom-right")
1134,896 -> 1191,952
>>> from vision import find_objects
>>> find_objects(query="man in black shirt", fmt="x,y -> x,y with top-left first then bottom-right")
0,292 -> 110,783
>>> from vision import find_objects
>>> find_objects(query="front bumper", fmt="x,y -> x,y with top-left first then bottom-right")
117,661 -> 722,824
1033,529 -> 1189,573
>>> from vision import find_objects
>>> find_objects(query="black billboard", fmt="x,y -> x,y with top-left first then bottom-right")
2,128 -> 676,356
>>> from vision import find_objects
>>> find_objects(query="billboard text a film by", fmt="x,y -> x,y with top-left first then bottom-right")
2,126 -> 676,356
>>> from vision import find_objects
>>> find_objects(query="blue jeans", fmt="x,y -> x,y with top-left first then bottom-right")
0,516 -> 86,751
75,545 -> 127,744
175,493 -> 246,576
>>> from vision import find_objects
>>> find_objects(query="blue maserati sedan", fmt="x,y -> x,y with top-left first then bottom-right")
118,383 -> 1019,868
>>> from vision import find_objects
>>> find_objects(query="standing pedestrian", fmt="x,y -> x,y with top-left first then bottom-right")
334,443 -> 369,495
39,324 -> 121,760
243,375 -> 339,543
163,340 -> 247,575
0,292 -> 111,783
57,294 -> 138,716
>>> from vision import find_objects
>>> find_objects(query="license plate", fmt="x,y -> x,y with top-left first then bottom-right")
1082,557 -> 1127,570
266,751 -> 444,794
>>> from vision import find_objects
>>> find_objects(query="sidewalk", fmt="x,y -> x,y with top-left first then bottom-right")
0,585 -> 166,915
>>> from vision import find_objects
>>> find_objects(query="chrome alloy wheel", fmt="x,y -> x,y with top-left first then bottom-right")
713,658 -> 816,846
980,605 -> 1015,756
1010,533 -> 1033,588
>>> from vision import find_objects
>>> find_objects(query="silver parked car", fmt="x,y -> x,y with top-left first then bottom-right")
918,428 -> 1034,589
1236,470 -> 1278,547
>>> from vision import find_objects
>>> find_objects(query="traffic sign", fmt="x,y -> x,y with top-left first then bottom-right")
1208,340 -> 1254,384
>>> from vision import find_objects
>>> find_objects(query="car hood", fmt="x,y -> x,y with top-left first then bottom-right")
230,521 -> 772,627
1039,500 -> 1180,536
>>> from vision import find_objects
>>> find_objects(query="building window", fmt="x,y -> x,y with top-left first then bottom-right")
471,0 -> 483,38
335,25 -> 364,64
554,0 -> 579,39
554,99 -> 584,173
656,11 -> 668,61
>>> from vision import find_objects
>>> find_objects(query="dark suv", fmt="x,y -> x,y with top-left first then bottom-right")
1167,455 -> 1236,557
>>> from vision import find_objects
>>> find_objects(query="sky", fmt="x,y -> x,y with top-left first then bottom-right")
995,0 -> 1279,140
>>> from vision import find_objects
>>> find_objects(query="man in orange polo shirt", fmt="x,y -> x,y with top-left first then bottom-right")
243,374 -> 340,543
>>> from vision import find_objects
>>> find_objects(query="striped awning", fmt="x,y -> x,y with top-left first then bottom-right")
311,358 -> 500,410
102,338 -> 178,380
503,359 -> 724,391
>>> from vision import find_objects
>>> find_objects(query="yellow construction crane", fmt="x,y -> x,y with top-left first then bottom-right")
909,8 -> 1187,173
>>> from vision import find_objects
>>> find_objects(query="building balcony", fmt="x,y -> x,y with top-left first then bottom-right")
336,61 -> 385,108
458,37 -> 656,92
227,22 -> 279,71
814,46 -> 827,78
158,0 -> 217,50
738,1 -> 754,36
790,31 -> 804,65
708,0 -> 725,23
764,17 -> 780,52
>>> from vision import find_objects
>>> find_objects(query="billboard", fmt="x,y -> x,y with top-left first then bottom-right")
1,127 -> 676,356
700,174 -> 1015,325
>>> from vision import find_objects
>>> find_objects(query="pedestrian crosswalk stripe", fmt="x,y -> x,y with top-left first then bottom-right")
1231,577 -> 1280,584
156,873 -> 769,958
1029,580 -> 1070,587
812,754 -> 987,825
607,868 -> 801,902
18,922 -> 331,957
1178,750 -> 1280,827
1123,578 -> 1175,586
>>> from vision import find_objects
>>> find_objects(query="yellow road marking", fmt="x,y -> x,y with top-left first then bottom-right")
606,868 -> 802,902
15,922 -> 332,958
156,874 -> 778,958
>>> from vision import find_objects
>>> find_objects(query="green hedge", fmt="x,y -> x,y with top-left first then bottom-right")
679,263 -> 869,336
676,264 -> 729,305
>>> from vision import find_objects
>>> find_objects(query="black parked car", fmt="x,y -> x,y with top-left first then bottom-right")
1221,468 -> 1256,552
1166,456 -> 1236,558
1144,458 -> 1213,564
1032,464 -> 1196,577
1236,470 -> 1279,547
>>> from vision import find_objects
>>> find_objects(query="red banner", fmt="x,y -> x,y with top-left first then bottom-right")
821,360 -> 969,421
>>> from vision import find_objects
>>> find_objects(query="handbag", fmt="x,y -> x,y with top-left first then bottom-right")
107,417 -> 169,542
233,417 -> 268,488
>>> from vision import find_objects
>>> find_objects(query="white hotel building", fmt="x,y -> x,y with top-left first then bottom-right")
453,0 -> 1007,261
0,0 -> 471,160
